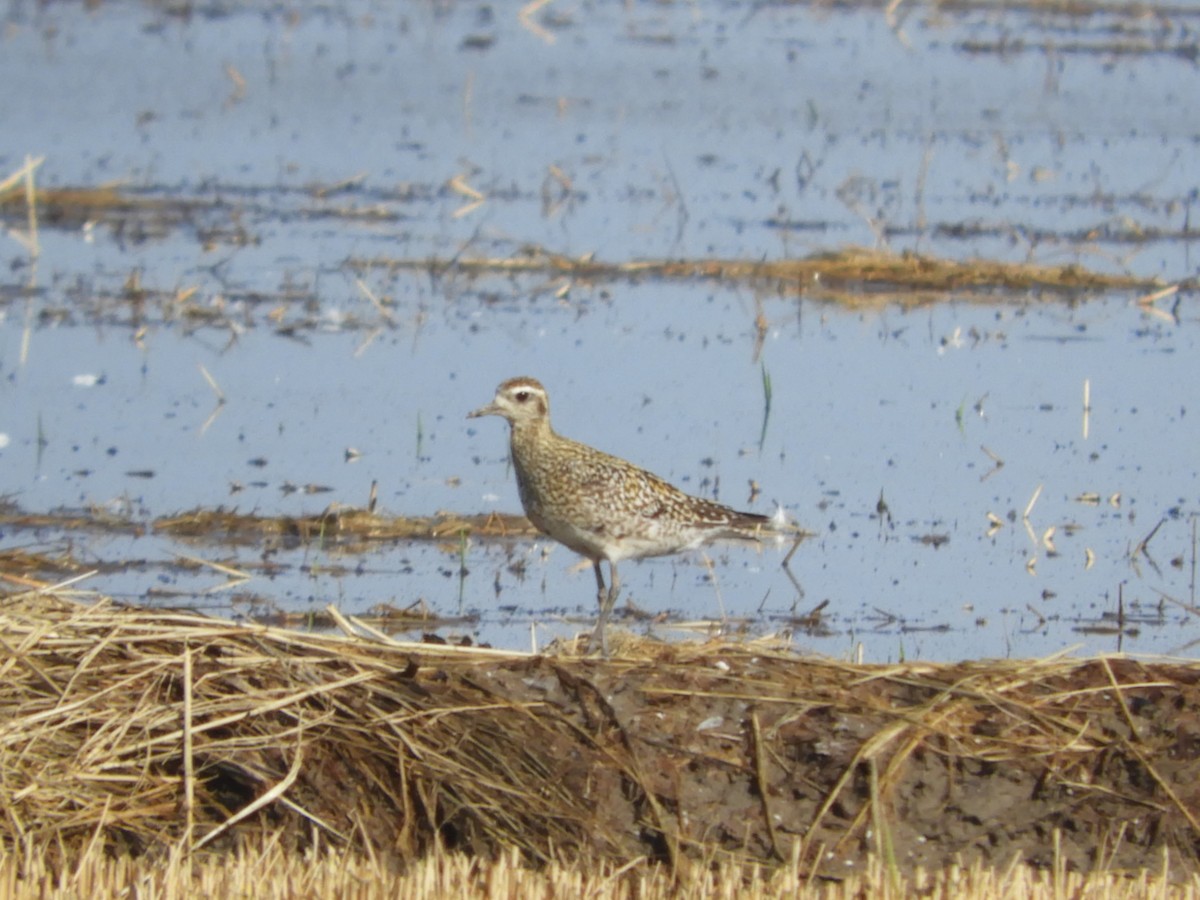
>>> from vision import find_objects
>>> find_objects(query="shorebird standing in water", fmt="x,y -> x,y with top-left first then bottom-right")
469,376 -> 782,654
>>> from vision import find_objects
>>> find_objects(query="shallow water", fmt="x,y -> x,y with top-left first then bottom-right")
1,0 -> 1197,661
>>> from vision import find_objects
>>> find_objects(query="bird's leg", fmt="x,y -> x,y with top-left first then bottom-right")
587,560 -> 621,657
606,562 -> 621,619
587,561 -> 607,655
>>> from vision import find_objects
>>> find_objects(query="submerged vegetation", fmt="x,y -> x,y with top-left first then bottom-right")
0,159 -> 1180,339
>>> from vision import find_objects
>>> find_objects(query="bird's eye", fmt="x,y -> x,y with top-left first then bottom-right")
514,390 -> 529,402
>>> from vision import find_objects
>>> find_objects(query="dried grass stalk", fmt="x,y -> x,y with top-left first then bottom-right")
1,594 -> 1199,879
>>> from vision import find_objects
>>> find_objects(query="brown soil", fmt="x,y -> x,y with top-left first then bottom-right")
377,642 -> 1200,878
1,597 -> 1198,881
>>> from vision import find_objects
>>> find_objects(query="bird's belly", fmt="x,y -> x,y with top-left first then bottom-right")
530,511 -> 700,564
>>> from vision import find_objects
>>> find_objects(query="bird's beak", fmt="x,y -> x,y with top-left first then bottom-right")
467,402 -> 499,419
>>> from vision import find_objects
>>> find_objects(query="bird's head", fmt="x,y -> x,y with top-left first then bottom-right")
468,376 -> 550,425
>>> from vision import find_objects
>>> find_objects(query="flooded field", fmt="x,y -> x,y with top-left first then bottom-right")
2,0 -> 1198,663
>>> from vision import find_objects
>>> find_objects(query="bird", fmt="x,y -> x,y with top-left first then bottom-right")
468,375 -> 780,655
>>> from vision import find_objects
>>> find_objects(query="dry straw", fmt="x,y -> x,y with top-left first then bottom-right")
1,592 -> 1199,883
347,245 -> 1161,309
2,841 -> 1199,899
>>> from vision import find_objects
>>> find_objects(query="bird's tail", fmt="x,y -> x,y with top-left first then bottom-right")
726,506 -> 801,541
